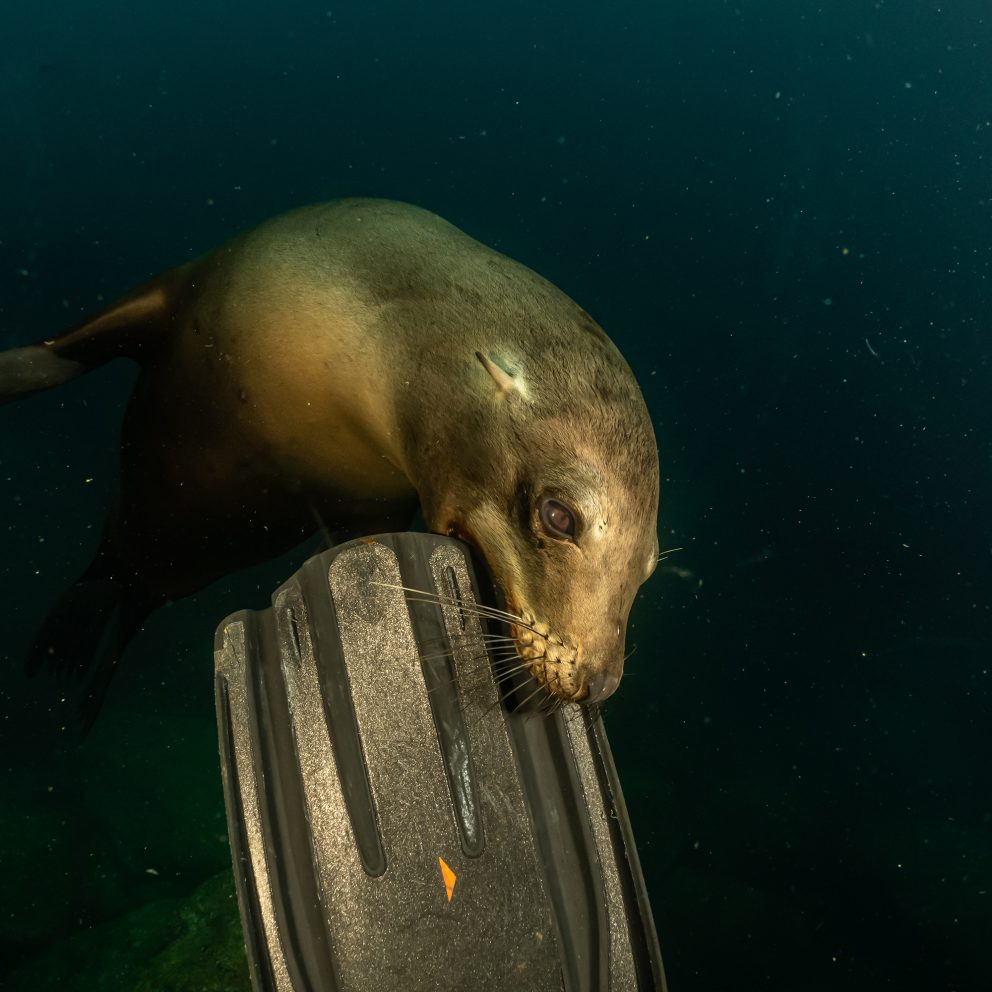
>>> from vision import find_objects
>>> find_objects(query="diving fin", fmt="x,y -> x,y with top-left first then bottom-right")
214,532 -> 666,991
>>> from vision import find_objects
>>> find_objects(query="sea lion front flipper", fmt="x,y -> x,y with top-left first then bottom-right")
26,562 -> 153,737
0,271 -> 181,404
25,574 -> 121,681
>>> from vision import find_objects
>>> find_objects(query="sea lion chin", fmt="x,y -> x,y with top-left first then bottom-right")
0,197 -> 660,723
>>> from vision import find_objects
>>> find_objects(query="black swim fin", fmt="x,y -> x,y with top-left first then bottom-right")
214,532 -> 666,991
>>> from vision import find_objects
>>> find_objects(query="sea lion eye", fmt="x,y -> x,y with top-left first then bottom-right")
539,497 -> 576,539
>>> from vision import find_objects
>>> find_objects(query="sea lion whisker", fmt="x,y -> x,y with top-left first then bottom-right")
488,656 -> 533,673
394,592 -> 526,627
416,637 -> 520,661
537,673 -> 560,717
473,675 -> 530,721
481,662 -> 541,692
444,626 -> 520,640
422,644 -> 523,664
514,680 -> 550,714
549,672 -> 569,716
308,503 -> 336,551
492,660 -> 540,681
468,642 -> 527,659
470,646 -> 526,662
487,674 -> 535,698
456,608 -> 544,635
426,670 -> 497,695
440,600 -> 540,632
444,632 -> 521,646
478,658 -> 531,683
473,696 -> 505,724
423,653 -> 529,694
656,546 -> 684,562
416,648 -> 483,663
371,580 -> 496,611
545,669 -> 573,717
372,582 -> 544,635
422,640 -> 527,666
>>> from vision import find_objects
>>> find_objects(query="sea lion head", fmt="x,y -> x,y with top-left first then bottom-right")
412,331 -> 660,706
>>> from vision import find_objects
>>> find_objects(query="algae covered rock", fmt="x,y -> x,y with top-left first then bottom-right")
5,869 -> 250,992
0,768 -> 78,946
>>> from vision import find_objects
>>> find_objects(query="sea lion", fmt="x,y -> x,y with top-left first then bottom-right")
0,198 -> 660,725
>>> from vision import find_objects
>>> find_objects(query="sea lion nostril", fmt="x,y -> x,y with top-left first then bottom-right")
584,669 -> 620,705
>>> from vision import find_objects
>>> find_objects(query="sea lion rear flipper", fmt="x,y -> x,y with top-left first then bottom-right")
0,273 -> 180,405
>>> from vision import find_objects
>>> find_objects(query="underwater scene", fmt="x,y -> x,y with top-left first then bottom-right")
1,1 -> 989,989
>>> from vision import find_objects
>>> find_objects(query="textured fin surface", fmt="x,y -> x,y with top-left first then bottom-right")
0,346 -> 85,404
214,533 -> 668,991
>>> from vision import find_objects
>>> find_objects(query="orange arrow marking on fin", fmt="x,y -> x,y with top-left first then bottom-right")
438,857 -> 457,902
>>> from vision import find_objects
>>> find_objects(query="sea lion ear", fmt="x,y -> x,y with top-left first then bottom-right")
476,351 -> 528,399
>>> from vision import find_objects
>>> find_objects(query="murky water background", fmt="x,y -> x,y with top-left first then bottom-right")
2,2 -> 989,988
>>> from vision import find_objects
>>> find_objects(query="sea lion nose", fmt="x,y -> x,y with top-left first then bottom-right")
584,668 -> 621,705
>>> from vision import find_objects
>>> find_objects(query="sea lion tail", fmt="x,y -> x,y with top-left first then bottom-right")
0,277 -> 176,405
26,568 -> 150,737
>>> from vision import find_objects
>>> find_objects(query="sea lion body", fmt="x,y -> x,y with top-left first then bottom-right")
2,199 -> 660,722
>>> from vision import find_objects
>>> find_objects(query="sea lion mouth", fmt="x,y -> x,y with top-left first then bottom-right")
439,524 -> 584,702
508,608 -> 586,704
384,571 -> 589,706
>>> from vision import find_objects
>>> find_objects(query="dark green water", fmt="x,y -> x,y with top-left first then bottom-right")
1,1 -> 989,989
